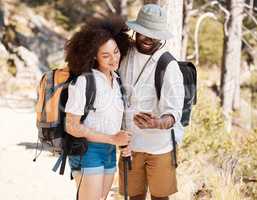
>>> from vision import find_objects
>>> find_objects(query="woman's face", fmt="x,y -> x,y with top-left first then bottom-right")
96,39 -> 121,72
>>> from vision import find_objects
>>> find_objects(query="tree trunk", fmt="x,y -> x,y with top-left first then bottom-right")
114,0 -> 128,19
142,0 -> 183,58
181,1 -> 189,60
166,0 -> 183,59
220,0 -> 244,132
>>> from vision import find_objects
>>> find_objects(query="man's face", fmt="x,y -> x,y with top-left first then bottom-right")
135,33 -> 161,55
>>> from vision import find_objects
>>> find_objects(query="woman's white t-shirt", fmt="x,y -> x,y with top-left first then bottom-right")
65,69 -> 124,135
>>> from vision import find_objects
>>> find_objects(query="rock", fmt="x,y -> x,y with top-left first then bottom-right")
0,42 -> 9,58
47,50 -> 65,67
11,46 -> 42,82
16,27 -> 65,70
16,46 -> 39,68
13,12 -> 66,70
2,2 -> 67,71
0,0 -> 67,97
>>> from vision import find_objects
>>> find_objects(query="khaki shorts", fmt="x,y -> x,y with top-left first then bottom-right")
119,151 -> 177,197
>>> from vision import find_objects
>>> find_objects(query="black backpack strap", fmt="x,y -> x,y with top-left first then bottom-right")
171,129 -> 178,168
59,153 -> 67,175
115,71 -> 127,108
155,52 -> 178,168
154,52 -> 176,100
81,71 -> 96,122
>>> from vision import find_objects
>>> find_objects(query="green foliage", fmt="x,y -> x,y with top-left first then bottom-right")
20,0 -> 52,7
198,18 -> 224,66
180,86 -> 257,199
187,17 -> 224,67
242,15 -> 257,48
243,15 -> 257,30
181,88 -> 229,157
53,10 -> 71,30
7,59 -> 17,77
235,129 -> 257,199
241,71 -> 257,109
193,0 -> 209,8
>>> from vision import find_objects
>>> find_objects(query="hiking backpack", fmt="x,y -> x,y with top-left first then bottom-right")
34,67 -> 97,175
155,52 -> 197,167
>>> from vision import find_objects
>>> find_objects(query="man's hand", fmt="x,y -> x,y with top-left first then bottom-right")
119,145 -> 132,157
133,112 -> 160,129
133,113 -> 175,129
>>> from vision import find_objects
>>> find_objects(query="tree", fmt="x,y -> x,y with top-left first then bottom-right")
220,0 -> 244,132
113,0 -> 128,19
166,0 -> 184,59
143,0 -> 183,58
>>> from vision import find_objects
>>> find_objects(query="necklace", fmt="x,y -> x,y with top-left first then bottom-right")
126,54 -> 154,107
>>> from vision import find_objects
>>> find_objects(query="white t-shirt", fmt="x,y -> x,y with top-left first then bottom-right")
131,49 -> 151,83
119,47 -> 185,154
65,69 -> 124,135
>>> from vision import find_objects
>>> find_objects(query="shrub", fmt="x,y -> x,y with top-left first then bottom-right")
179,86 -> 257,199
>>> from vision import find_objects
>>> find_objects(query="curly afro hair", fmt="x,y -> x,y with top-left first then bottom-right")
65,16 -> 131,76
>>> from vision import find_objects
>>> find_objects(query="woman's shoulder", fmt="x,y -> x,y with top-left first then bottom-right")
69,74 -> 87,89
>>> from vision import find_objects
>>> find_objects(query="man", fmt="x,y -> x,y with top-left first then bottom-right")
119,4 -> 185,200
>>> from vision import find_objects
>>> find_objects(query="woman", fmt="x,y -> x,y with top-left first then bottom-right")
64,17 -> 131,200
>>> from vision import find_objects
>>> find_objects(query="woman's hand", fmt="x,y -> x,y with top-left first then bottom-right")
111,130 -> 131,146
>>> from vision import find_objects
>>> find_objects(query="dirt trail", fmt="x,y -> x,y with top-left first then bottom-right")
0,95 -> 199,200
0,96 -> 118,200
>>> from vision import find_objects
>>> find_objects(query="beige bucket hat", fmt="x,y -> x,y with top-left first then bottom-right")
126,4 -> 173,40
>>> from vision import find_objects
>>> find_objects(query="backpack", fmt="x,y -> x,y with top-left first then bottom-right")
155,52 -> 197,167
34,67 -> 96,175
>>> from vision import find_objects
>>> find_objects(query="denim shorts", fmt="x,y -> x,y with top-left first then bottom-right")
68,142 -> 116,177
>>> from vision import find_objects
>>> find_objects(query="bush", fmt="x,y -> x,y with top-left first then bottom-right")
181,87 -> 230,158
236,129 -> 257,199
180,86 -> 257,199
187,17 -> 224,67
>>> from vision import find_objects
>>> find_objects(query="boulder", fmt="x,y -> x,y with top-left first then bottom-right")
0,42 -> 9,58
14,13 -> 66,70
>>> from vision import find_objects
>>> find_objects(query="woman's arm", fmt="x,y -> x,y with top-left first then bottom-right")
65,113 -> 131,146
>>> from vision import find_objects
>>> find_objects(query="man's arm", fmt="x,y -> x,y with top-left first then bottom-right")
133,60 -> 184,130
159,60 -> 184,125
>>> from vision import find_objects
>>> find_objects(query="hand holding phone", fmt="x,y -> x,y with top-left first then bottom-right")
133,112 -> 159,129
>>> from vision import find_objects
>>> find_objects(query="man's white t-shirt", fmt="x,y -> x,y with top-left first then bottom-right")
119,47 -> 185,154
